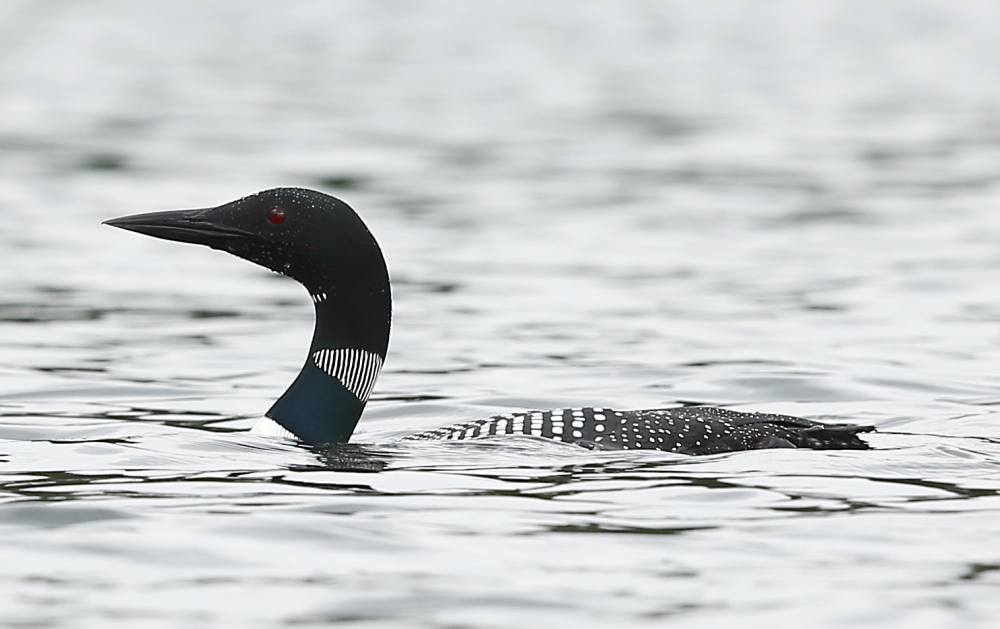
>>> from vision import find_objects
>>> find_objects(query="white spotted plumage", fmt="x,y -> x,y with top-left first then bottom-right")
401,406 -> 871,454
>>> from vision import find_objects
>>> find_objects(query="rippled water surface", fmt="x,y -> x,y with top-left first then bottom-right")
2,1 -> 1000,627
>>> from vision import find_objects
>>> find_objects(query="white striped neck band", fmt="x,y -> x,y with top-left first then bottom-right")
311,348 -> 383,402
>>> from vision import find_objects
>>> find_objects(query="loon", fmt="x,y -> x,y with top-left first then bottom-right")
104,188 -> 873,454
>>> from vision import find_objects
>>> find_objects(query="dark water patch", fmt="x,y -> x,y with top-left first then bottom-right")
34,286 -> 74,295
943,397 -> 1000,407
270,474 -> 378,494
438,144 -> 496,168
268,298 -> 307,308
386,194 -> 448,220
315,174 -> 369,191
879,477 -> 1000,501
802,303 -> 846,311
370,394 -> 449,402
43,437 -> 137,446
862,147 -> 908,165
0,504 -> 133,528
681,359 -> 791,368
89,407 -> 242,432
871,175 -> 1000,194
79,153 -> 128,171
0,385 -> 200,401
605,110 -> 705,138
290,594 -> 571,625
959,563 -> 1000,581
0,303 -> 266,324
391,276 -> 461,293
0,304 -> 107,323
545,522 -> 712,535
0,471 -> 140,501
0,469 -> 346,502
298,444 -> 392,473
188,309 -> 240,319
672,399 -> 729,407
98,115 -> 156,134
767,206 -> 874,227
392,367 -> 476,375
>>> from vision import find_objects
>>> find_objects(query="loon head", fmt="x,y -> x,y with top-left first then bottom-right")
104,187 -> 391,445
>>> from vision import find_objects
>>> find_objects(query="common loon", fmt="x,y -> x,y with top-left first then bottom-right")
104,188 -> 873,454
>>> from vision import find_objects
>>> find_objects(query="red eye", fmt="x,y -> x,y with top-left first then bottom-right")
267,208 -> 286,224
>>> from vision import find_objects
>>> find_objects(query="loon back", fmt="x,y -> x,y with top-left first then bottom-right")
105,188 -> 873,453
404,406 -> 872,453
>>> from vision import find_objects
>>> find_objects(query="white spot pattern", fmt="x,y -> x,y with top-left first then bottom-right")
312,348 -> 383,401
402,406 -> 873,454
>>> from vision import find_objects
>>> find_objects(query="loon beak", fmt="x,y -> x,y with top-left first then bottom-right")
103,208 -> 261,248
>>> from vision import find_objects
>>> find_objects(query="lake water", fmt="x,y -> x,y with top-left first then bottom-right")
1,1 -> 1000,627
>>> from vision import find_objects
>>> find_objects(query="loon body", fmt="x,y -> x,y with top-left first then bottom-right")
105,188 -> 873,453
403,406 -> 869,453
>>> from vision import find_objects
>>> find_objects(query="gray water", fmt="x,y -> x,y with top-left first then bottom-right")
1,1 -> 1000,627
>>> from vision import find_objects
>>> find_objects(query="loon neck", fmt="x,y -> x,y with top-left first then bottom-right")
308,287 -> 390,351
103,187 -> 393,445
267,281 -> 391,445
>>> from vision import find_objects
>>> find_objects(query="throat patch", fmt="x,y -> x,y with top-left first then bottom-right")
311,348 -> 383,401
